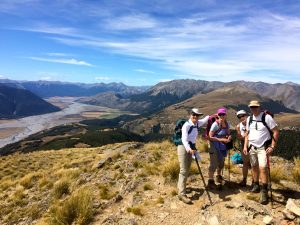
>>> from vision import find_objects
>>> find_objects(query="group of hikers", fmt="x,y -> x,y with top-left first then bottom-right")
175,100 -> 279,205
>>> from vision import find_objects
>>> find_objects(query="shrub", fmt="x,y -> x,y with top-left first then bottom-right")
171,189 -> 178,196
156,197 -> 164,204
49,189 -> 94,225
292,157 -> 300,184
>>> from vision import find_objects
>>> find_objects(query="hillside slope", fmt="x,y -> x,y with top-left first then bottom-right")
0,85 -> 60,118
0,141 -> 299,225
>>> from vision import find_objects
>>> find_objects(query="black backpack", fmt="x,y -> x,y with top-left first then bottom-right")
172,119 -> 198,146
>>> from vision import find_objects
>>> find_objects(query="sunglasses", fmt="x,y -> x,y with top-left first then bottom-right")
250,106 -> 259,109
237,114 -> 246,119
192,114 -> 200,117
218,113 -> 226,116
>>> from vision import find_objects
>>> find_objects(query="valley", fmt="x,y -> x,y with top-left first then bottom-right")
0,97 -> 132,148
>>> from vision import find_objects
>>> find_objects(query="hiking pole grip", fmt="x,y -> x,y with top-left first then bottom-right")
195,157 -> 213,205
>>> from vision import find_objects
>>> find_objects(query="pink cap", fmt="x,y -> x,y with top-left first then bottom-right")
217,108 -> 227,115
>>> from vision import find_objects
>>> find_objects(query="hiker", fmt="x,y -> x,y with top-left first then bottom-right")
235,110 -> 251,187
243,100 -> 279,204
177,108 -> 209,204
208,108 -> 232,189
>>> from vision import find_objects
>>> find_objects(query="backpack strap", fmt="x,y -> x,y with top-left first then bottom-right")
261,113 -> 276,142
187,122 -> 199,135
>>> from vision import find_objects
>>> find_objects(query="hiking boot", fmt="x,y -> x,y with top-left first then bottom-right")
216,175 -> 223,184
178,194 -> 192,204
239,179 -> 247,187
259,189 -> 269,205
208,179 -> 218,190
250,183 -> 260,193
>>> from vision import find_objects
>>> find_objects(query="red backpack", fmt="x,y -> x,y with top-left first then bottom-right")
203,114 -> 219,140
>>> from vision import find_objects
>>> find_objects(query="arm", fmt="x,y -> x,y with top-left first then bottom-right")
243,131 -> 249,155
266,127 -> 279,155
236,124 -> 244,140
197,115 -> 209,126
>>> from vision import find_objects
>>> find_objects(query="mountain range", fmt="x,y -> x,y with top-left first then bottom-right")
0,79 -> 148,97
0,84 -> 60,118
79,79 -> 300,113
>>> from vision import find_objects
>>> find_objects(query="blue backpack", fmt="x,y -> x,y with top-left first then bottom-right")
172,119 -> 198,146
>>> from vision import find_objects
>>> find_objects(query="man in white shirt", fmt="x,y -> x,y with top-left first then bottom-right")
178,108 -> 209,204
243,100 -> 279,205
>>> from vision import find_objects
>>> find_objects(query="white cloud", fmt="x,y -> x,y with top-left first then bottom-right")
46,52 -> 72,57
134,69 -> 155,74
29,57 -> 92,66
95,76 -> 110,81
104,14 -> 157,30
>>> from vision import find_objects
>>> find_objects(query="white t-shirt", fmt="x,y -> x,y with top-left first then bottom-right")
239,122 -> 247,137
246,112 -> 277,147
182,116 -> 209,152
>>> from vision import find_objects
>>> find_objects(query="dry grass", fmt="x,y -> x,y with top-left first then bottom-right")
127,206 -> 144,216
143,183 -> 154,191
48,188 -> 94,225
162,158 -> 179,182
269,166 -> 285,184
53,179 -> 70,199
292,157 -> 300,184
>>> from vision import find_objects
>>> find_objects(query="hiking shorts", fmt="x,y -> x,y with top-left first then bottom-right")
208,142 -> 224,173
249,145 -> 267,168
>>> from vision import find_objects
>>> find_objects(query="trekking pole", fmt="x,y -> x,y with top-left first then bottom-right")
267,156 -> 273,208
228,149 -> 230,182
194,157 -> 213,205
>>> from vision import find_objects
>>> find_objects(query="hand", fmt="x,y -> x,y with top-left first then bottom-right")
266,146 -> 274,155
189,149 -> 196,155
243,148 -> 248,155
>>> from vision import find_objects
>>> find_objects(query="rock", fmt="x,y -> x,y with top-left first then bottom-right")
263,215 -> 273,224
286,198 -> 300,217
283,208 -> 296,220
208,216 -> 220,225
225,203 -> 235,209
97,157 -> 112,168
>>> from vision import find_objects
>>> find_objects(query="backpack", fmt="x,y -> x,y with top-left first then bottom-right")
202,114 -> 219,140
248,110 -> 275,141
172,119 -> 198,146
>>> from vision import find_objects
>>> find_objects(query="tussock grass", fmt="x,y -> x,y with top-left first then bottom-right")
162,159 -> 179,182
143,183 -> 154,191
171,189 -> 178,196
53,179 -> 70,199
99,184 -> 116,200
292,157 -> 300,184
49,189 -> 94,225
0,179 -> 15,191
20,172 -> 42,189
127,206 -> 143,216
156,197 -> 164,204
270,166 -> 285,183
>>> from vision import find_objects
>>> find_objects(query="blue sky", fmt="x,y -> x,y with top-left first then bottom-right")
0,0 -> 300,86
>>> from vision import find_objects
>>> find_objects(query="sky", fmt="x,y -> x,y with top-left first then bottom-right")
0,0 -> 300,86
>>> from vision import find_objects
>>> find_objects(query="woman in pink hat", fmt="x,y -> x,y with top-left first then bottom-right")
207,107 -> 232,189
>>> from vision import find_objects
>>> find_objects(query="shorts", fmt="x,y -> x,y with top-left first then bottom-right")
249,145 -> 268,168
